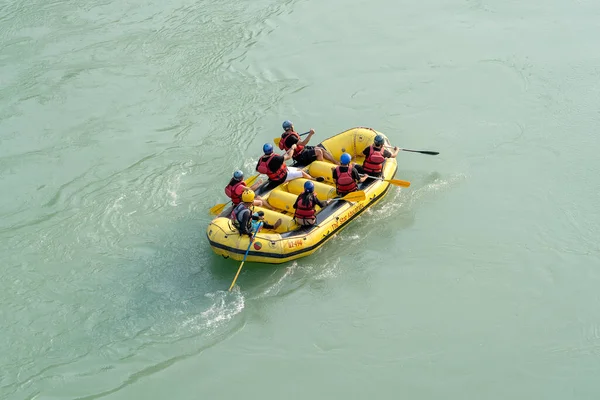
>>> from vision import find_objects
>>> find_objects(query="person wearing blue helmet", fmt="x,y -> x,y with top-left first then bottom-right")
256,142 -> 315,186
332,152 -> 367,196
224,169 -> 273,209
292,180 -> 331,226
278,120 -> 339,166
354,134 -> 399,177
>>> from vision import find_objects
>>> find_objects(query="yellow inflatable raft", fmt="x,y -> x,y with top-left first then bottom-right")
206,127 -> 400,264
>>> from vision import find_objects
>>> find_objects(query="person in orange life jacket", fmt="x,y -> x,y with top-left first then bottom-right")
255,143 -> 315,186
224,170 -> 273,210
354,134 -> 400,178
231,190 -> 282,236
332,153 -> 367,196
279,120 -> 339,165
293,181 -> 331,226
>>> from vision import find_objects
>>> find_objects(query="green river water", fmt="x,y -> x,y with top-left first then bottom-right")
1,0 -> 600,399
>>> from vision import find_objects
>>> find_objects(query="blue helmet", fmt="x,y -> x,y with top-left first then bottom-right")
282,120 -> 293,131
340,153 -> 351,165
233,170 -> 243,180
263,143 -> 273,154
304,181 -> 314,193
374,134 -> 385,146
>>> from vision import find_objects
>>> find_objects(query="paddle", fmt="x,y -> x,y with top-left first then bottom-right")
361,175 -> 411,188
386,146 -> 439,156
228,221 -> 263,291
209,174 -> 260,215
329,190 -> 366,203
273,131 -> 310,147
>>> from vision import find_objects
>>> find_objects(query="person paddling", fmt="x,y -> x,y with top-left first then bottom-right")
231,189 -> 281,236
354,134 -> 400,178
255,143 -> 315,187
278,120 -> 339,165
292,181 -> 330,226
333,153 -> 367,196
224,170 -> 273,209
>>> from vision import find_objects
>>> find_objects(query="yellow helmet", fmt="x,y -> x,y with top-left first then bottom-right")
241,189 -> 255,203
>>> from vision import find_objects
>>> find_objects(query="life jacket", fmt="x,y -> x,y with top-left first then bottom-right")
256,154 -> 287,181
230,203 -> 249,224
334,166 -> 357,193
224,180 -> 245,204
278,130 -> 304,157
294,193 -> 316,220
362,145 -> 386,174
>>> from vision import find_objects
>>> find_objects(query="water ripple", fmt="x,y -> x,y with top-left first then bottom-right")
0,0 -> 306,398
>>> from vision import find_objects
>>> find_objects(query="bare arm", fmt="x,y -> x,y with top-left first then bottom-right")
299,129 -> 315,146
283,145 -> 296,161
249,180 -> 263,191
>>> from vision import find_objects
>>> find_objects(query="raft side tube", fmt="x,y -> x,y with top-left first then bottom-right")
267,190 -> 298,213
287,179 -> 335,200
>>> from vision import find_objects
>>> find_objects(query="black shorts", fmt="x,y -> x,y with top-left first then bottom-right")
354,164 -> 381,178
293,146 -> 317,166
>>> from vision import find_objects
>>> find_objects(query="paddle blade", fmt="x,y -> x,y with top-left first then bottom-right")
210,203 -> 227,215
385,179 -> 411,188
273,137 -> 281,146
228,261 -> 245,291
402,148 -> 439,155
246,174 -> 259,186
340,190 -> 366,202
228,222 -> 262,291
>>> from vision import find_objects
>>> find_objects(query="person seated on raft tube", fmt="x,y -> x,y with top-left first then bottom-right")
224,169 -> 273,210
292,181 -> 331,227
354,134 -> 400,178
256,143 -> 315,186
332,153 -> 368,196
250,210 -> 280,232
278,120 -> 339,166
231,189 -> 281,236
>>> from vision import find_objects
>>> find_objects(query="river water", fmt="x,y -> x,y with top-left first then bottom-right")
1,0 -> 600,399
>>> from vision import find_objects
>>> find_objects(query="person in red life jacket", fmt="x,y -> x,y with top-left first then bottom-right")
332,153 -> 367,196
354,134 -> 400,178
255,143 -> 315,186
224,170 -> 273,209
292,181 -> 330,226
278,120 -> 339,166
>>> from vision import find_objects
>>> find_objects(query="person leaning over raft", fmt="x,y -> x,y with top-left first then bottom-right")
278,120 -> 339,165
354,134 -> 400,178
231,189 -> 281,236
255,143 -> 315,187
332,153 -> 367,196
224,169 -> 273,210
292,181 -> 331,227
